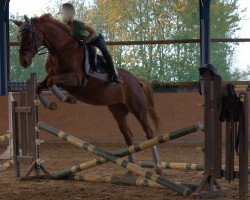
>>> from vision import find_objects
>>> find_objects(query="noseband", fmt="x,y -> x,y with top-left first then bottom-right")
18,20 -> 44,56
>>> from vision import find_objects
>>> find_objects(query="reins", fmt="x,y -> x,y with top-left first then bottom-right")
18,19 -> 81,56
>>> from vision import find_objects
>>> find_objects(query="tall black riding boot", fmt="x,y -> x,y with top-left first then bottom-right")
108,63 -> 123,84
87,45 -> 97,70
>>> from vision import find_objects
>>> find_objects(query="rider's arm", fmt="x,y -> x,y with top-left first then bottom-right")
83,24 -> 96,43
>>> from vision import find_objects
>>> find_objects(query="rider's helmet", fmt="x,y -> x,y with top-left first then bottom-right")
59,3 -> 75,23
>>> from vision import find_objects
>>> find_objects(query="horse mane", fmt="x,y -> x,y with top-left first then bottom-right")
32,13 -> 70,34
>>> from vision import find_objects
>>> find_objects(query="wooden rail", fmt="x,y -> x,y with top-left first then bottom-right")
9,38 -> 250,47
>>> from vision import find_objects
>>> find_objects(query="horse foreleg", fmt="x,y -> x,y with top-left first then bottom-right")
36,76 -> 49,94
36,76 -> 57,110
47,72 -> 81,104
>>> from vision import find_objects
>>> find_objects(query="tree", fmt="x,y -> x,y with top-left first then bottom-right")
84,0 -> 244,82
9,0 -> 247,83
9,14 -> 47,82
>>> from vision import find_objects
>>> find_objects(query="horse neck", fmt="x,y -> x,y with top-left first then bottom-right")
35,22 -> 85,78
36,22 -> 78,53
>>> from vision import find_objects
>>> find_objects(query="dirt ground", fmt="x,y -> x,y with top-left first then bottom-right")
0,92 -> 249,199
0,142 -> 249,200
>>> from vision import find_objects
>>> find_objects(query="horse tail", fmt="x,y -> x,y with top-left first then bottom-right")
139,79 -> 162,134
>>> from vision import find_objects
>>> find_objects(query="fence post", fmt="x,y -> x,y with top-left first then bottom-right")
239,93 -> 248,200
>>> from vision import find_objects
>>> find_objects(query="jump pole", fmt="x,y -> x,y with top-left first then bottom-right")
0,134 -> 11,142
37,123 -> 201,179
139,161 -> 204,171
0,160 -> 14,172
37,122 -> 201,196
72,174 -> 198,191
139,161 -> 250,174
0,94 -> 14,171
0,92 -> 14,161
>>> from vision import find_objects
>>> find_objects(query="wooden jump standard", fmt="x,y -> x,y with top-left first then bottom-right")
37,122 -> 201,196
196,66 -> 249,199
11,73 -> 50,179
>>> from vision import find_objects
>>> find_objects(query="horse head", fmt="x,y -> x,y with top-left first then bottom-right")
12,14 -> 76,69
12,15 -> 43,68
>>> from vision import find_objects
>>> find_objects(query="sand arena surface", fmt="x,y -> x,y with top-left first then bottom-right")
0,142 -> 248,200
0,92 -> 249,199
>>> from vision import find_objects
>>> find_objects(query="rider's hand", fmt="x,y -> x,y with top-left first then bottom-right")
78,40 -> 86,46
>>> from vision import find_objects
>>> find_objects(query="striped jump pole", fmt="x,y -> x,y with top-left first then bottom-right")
0,160 -> 14,172
49,124 -> 201,179
0,134 -> 12,142
72,174 -> 198,191
139,161 -> 204,171
37,122 -> 200,196
139,161 -> 250,174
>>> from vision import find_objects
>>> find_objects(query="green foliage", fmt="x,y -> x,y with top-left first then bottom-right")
9,0 -> 246,83
210,0 -> 243,81
9,14 -> 47,82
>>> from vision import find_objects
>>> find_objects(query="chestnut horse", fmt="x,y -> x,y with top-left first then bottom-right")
13,14 -> 162,173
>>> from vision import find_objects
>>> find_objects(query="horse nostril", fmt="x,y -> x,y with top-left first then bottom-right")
19,54 -> 32,68
20,59 -> 29,68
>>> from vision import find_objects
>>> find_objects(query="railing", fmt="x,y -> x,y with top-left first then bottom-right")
9,38 -> 250,46
9,38 -> 250,92
8,81 -> 250,93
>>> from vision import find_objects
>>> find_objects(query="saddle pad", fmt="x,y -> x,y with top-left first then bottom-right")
84,46 -> 109,82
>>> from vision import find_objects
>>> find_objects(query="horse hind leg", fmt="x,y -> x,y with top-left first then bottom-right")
108,104 -> 135,163
134,111 -> 162,175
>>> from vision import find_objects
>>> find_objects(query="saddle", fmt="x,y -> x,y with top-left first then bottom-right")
82,45 -> 110,83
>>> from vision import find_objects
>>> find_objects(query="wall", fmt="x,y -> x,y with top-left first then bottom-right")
0,92 -> 206,144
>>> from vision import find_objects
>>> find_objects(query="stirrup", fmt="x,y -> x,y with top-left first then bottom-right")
110,75 -> 123,84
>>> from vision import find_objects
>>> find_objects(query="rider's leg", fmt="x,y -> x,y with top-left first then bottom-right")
91,34 -> 123,84
86,45 -> 97,69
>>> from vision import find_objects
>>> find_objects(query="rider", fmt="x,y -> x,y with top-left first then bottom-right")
59,3 -> 123,84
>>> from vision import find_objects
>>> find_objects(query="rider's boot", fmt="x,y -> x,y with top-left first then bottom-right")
109,65 -> 123,84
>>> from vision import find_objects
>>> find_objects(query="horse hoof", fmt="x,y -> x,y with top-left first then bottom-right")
48,102 -> 57,110
36,85 -> 43,94
65,96 -> 77,104
155,167 -> 163,175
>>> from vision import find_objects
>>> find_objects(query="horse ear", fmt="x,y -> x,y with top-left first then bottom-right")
10,19 -> 22,27
24,15 -> 30,24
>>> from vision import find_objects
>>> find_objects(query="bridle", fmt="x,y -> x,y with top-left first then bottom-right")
18,19 -> 82,56
18,20 -> 45,56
